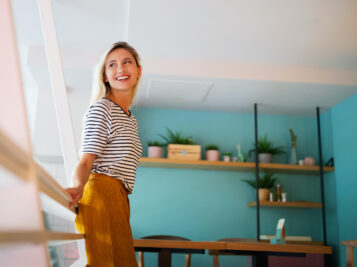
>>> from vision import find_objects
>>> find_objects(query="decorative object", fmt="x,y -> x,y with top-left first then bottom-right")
275,183 -> 282,202
304,157 -> 315,166
325,157 -> 334,167
236,145 -> 245,162
232,156 -> 238,162
242,172 -> 277,201
298,159 -> 304,166
167,144 -> 201,160
282,192 -> 287,202
222,152 -> 232,162
269,192 -> 274,202
270,218 -> 286,245
147,141 -> 164,158
249,134 -> 285,163
289,129 -> 297,165
159,127 -> 201,160
205,144 -> 220,161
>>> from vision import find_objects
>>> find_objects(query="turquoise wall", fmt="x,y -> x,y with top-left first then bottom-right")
331,93 -> 357,267
130,107 -> 337,267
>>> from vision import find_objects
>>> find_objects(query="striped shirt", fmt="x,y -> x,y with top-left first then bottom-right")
81,98 -> 142,193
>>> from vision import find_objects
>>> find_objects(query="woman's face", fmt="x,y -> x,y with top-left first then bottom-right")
104,48 -> 141,93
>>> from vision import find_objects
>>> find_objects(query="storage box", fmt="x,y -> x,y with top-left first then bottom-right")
167,144 -> 201,160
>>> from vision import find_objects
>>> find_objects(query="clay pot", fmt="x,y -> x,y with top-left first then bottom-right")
206,150 -> 219,161
259,188 -> 270,201
148,146 -> 162,158
258,153 -> 272,163
304,157 -> 315,166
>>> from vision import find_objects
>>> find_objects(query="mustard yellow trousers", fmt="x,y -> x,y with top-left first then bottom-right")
75,173 -> 138,267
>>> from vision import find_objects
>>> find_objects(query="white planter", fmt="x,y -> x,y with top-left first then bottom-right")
223,155 -> 231,162
258,153 -> 272,163
206,150 -> 219,161
148,146 -> 162,158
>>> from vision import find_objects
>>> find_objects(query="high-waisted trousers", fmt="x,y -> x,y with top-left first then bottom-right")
75,173 -> 138,267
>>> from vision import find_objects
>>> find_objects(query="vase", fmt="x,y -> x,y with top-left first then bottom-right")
289,147 -> 297,165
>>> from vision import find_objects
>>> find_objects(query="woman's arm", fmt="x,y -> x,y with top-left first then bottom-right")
66,153 -> 96,209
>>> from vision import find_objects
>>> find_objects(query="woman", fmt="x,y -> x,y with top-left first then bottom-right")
66,42 -> 142,267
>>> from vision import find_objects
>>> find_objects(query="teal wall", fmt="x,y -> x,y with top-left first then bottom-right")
130,107 -> 337,267
331,93 -> 357,267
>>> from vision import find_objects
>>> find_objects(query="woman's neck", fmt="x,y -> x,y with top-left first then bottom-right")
107,91 -> 132,114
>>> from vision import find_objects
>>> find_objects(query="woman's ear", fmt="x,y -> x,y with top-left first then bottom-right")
137,66 -> 142,79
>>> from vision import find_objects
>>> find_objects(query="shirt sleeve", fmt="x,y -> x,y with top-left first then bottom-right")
81,102 -> 111,155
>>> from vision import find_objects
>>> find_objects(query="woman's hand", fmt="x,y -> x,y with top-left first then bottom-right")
66,186 -> 84,209
67,153 -> 96,210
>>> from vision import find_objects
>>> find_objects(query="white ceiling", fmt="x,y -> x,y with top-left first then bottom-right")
11,0 -> 357,115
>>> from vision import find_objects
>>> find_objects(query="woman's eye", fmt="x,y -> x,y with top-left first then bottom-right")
109,63 -> 115,67
124,60 -> 132,64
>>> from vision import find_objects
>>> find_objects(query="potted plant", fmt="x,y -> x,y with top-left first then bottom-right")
222,152 -> 232,162
205,144 -> 220,161
249,134 -> 285,163
242,172 -> 277,201
147,141 -> 164,158
159,127 -> 201,160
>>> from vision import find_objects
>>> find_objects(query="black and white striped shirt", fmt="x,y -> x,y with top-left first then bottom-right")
81,98 -> 142,193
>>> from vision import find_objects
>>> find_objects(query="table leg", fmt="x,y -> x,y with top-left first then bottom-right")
346,246 -> 354,267
252,254 -> 268,267
138,251 -> 144,267
158,249 -> 172,267
213,255 -> 220,267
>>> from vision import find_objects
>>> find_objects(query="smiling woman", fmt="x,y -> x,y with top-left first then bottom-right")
66,42 -> 143,267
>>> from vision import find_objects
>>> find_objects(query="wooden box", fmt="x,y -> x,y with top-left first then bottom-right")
167,144 -> 201,160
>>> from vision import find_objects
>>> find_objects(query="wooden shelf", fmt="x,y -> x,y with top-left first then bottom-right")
138,157 -> 334,175
248,201 -> 323,208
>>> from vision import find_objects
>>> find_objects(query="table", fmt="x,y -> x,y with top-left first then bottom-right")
134,239 -> 225,267
134,239 -> 332,267
211,239 -> 332,267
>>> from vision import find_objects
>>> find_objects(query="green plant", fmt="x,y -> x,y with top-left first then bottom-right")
249,134 -> 285,155
158,127 -> 196,145
206,144 -> 219,151
222,152 -> 232,156
242,172 -> 277,189
148,140 -> 165,147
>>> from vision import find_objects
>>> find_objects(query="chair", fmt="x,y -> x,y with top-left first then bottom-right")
137,235 -> 191,267
341,240 -> 357,267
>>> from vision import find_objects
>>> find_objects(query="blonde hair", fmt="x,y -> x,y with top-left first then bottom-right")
90,42 -> 141,105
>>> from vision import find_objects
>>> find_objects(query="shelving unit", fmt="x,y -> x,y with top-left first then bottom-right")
138,104 -> 332,247
248,201 -> 323,208
138,157 -> 334,175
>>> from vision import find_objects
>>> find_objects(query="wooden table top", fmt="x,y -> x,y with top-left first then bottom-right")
223,239 -> 332,254
134,239 -> 226,250
134,238 -> 332,255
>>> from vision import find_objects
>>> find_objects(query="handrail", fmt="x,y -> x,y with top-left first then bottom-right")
0,130 -> 31,181
35,161 -> 75,213
0,230 -> 84,245
0,129 -> 75,214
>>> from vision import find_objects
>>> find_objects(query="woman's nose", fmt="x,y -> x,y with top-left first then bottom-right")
116,63 -> 125,72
